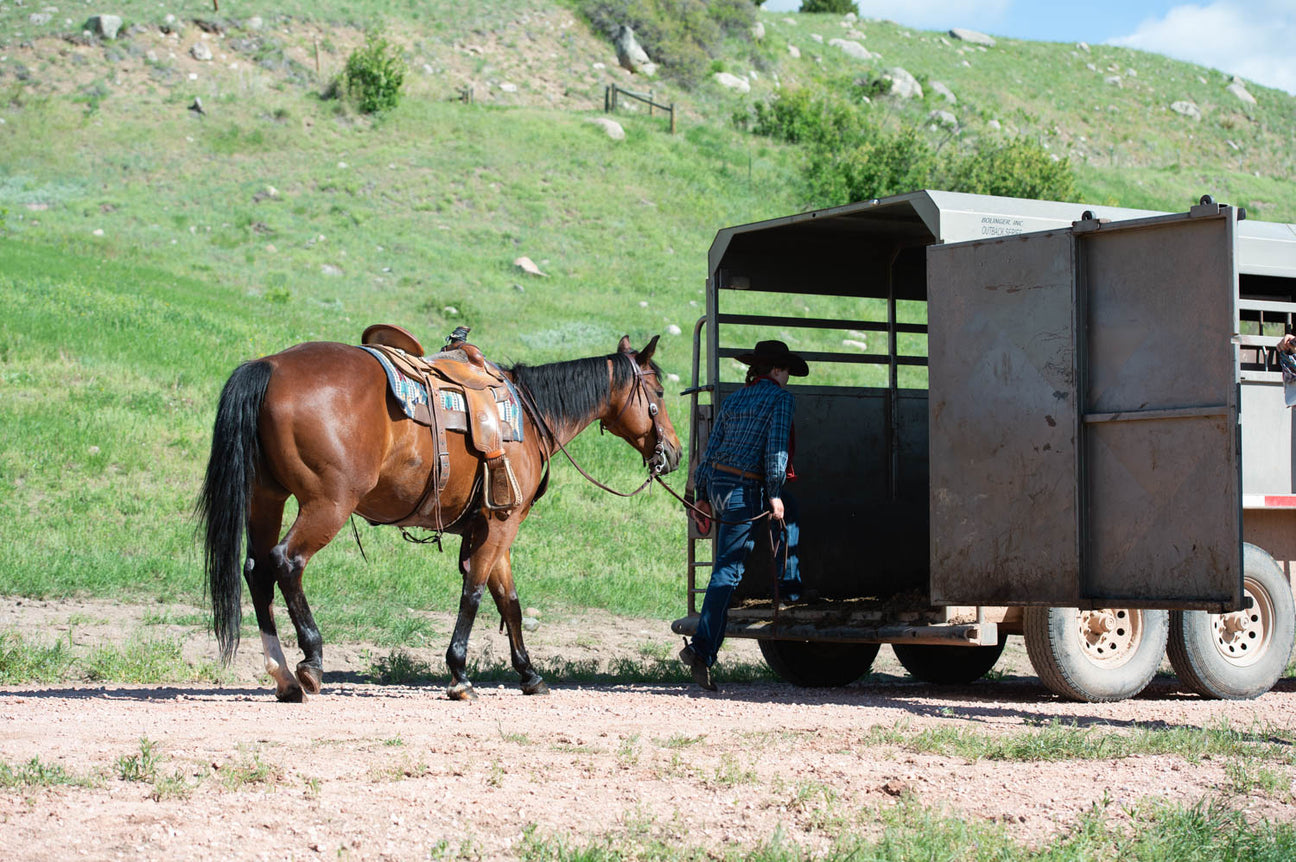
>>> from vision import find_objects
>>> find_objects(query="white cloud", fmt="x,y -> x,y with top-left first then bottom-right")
1109,2 -> 1296,95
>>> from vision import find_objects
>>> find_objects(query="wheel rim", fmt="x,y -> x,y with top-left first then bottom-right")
1074,608 -> 1143,669
1208,576 -> 1274,669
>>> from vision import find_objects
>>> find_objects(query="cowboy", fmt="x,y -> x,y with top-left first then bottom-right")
680,339 -> 807,691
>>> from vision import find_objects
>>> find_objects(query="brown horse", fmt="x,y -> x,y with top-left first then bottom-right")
198,334 -> 681,701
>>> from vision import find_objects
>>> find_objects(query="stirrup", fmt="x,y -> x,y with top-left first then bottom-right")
483,455 -> 522,511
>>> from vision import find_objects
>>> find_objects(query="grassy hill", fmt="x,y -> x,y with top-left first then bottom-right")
1,0 -> 1294,638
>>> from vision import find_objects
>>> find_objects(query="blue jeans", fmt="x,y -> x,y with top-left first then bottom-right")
691,475 -> 801,666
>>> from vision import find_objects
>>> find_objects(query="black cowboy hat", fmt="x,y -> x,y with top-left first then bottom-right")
736,340 -> 809,376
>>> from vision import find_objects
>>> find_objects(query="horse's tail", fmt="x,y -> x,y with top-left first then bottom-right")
197,359 -> 273,665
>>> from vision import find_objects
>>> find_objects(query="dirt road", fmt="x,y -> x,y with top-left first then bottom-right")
1,599 -> 1294,859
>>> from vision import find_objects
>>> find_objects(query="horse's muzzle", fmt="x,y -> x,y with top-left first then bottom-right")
649,439 -> 682,475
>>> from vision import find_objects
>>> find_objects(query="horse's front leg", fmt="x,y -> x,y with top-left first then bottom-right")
488,550 -> 547,695
446,518 -> 488,700
446,516 -> 521,701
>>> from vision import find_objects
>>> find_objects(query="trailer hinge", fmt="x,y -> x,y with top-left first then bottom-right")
1072,210 -> 1110,233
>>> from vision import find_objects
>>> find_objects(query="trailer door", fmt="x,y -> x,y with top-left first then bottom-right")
927,205 -> 1242,611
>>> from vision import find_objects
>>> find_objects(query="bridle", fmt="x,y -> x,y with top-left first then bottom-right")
600,352 -> 670,476
513,351 -> 669,498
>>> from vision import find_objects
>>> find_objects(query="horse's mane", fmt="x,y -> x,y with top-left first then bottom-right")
508,352 -> 661,428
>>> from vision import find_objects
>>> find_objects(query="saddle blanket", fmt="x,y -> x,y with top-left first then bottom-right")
359,345 -> 524,440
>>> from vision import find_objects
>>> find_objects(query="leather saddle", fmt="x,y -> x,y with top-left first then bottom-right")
360,324 -> 522,514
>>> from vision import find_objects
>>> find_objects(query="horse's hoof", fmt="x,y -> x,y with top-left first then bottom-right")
446,683 -> 477,701
296,662 -> 323,695
275,685 -> 306,703
522,680 -> 549,696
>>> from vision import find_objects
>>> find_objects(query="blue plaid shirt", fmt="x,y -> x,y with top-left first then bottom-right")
694,378 -> 795,500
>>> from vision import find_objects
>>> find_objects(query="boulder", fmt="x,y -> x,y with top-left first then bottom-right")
613,26 -> 652,74
787,44 -> 801,59
928,110 -> 958,128
514,256 -> 548,277
191,42 -> 214,62
714,71 -> 751,93
949,28 -> 995,47
828,38 -> 874,61
588,117 -> 625,141
85,15 -> 123,40
931,81 -> 957,103
883,67 -> 922,99
1170,100 -> 1201,121
1226,79 -> 1256,104
751,21 -> 765,41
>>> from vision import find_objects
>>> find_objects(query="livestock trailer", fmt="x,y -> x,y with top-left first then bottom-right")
672,190 -> 1296,702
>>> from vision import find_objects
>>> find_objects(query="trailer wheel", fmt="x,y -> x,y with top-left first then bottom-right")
892,640 -> 1006,685
758,640 -> 880,687
1167,543 -> 1295,700
1023,606 -> 1168,702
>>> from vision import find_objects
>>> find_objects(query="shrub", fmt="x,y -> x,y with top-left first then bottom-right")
750,88 -> 858,145
744,89 -> 1080,206
800,0 -> 859,13
807,125 -> 938,205
949,137 -> 1079,201
342,32 -> 406,114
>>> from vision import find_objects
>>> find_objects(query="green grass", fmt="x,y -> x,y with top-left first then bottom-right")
0,756 -> 93,789
0,630 -> 77,683
862,718 -> 1296,765
515,797 -> 1296,861
0,630 -> 226,684
114,737 -> 160,783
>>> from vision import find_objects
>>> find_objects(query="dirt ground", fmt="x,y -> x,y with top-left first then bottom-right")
2,597 -> 1295,860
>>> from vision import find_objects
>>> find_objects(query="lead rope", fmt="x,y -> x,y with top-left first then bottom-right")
652,475 -> 772,527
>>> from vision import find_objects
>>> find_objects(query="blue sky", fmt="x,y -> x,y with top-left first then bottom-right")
761,0 -> 1296,95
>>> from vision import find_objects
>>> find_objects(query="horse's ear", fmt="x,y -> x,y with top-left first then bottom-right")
618,334 -> 633,353
638,335 -> 660,365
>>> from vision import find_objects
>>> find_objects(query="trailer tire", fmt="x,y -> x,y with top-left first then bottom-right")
1023,606 -> 1168,702
758,640 -> 879,687
1167,543 -> 1295,700
892,640 -> 1006,685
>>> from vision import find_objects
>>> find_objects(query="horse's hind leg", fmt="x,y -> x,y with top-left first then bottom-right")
273,497 -> 355,699
246,490 -> 301,701
269,497 -> 355,700
487,550 -> 547,695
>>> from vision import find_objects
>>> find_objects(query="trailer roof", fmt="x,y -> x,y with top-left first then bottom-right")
708,190 -> 1296,291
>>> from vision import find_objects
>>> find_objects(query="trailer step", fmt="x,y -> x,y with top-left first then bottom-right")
670,615 -> 998,646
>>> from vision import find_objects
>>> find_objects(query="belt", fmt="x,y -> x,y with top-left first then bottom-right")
715,463 -> 763,481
